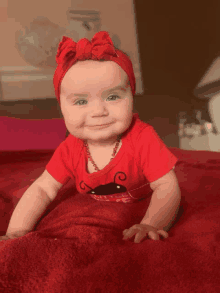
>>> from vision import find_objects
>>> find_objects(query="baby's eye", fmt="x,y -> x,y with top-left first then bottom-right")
107,95 -> 120,101
74,95 -> 120,106
74,100 -> 87,106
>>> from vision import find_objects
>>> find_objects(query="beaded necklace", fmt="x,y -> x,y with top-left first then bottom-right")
84,136 -> 121,172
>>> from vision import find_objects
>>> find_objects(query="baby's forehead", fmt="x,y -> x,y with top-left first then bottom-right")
61,61 -> 129,92
66,60 -> 124,75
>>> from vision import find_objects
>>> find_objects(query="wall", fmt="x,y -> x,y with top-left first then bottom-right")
0,0 -> 8,23
0,0 -> 73,101
0,0 -> 143,101
0,0 -> 71,66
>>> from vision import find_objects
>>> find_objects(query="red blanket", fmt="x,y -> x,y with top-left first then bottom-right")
0,148 -> 220,293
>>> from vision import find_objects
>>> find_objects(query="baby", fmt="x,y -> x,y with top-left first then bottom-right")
0,31 -> 181,244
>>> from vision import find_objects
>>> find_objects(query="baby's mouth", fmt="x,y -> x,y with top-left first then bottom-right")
89,123 -> 112,129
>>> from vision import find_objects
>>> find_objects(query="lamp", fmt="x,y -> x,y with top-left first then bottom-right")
194,56 -> 220,134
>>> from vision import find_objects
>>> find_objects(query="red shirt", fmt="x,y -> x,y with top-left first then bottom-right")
46,113 -> 178,203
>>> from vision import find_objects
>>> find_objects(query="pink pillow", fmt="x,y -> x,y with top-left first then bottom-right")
0,116 -> 67,151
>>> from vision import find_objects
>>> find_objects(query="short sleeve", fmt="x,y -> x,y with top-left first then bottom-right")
45,138 -> 73,184
137,126 -> 178,183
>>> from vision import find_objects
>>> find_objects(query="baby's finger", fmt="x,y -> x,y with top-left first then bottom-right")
123,228 -> 139,240
148,231 -> 160,241
0,235 -> 10,241
134,230 -> 147,243
122,229 -> 129,235
157,230 -> 169,238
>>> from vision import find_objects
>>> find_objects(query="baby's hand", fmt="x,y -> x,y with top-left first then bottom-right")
0,233 -> 24,241
0,235 -> 13,241
122,224 -> 169,243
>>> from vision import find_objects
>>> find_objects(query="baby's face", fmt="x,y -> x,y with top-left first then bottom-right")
60,60 -> 133,147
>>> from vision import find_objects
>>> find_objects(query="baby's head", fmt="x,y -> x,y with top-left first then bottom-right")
53,31 -> 136,147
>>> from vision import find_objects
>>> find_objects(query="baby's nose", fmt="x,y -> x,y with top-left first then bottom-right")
91,100 -> 108,113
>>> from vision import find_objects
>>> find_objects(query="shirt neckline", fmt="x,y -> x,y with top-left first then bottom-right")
84,135 -> 125,176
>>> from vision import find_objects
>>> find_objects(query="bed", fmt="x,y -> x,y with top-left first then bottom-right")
0,116 -> 220,293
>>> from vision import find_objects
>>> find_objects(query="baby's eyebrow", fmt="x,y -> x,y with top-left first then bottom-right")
67,85 -> 126,98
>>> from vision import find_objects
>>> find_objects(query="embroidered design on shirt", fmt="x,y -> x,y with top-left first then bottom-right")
80,172 -> 127,195
79,172 -> 149,203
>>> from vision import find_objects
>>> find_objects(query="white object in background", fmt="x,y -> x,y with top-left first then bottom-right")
178,123 -> 185,137
15,16 -> 67,68
204,122 -> 213,133
66,10 -> 101,43
181,123 -> 201,137
179,123 -> 220,152
195,57 -> 220,96
185,124 -> 203,136
180,135 -> 210,151
193,56 -> 220,151
208,133 -> 220,152
192,124 -> 201,135
208,92 -> 220,134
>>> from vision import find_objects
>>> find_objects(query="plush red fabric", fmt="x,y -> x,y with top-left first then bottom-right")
0,147 -> 220,292
0,116 -> 66,151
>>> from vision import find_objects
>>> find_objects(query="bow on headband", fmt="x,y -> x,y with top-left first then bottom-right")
53,31 -> 136,102
56,31 -> 118,64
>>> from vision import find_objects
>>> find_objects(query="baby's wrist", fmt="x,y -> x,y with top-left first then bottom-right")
6,230 -> 30,238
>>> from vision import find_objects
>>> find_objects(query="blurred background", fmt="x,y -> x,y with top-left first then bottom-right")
1,0 -> 220,150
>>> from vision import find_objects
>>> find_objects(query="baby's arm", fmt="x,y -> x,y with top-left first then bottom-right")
1,170 -> 63,240
140,175 -> 181,231
123,169 -> 181,243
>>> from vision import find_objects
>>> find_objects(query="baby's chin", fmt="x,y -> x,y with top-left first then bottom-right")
66,123 -> 128,141
71,132 -> 121,142
83,135 -> 120,143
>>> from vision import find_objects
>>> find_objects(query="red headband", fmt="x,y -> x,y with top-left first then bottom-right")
53,31 -> 136,104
